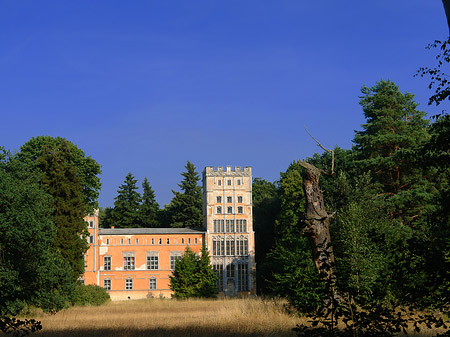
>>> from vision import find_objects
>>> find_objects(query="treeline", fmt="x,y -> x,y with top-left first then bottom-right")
0,136 -> 107,334
100,160 -> 203,228
254,80 -> 450,312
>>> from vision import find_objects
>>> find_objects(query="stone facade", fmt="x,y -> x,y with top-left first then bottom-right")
83,166 -> 255,300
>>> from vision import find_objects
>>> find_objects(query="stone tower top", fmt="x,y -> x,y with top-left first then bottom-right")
203,166 -> 252,177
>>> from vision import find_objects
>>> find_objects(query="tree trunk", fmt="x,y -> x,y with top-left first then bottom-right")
443,0 -> 450,34
298,161 -> 337,293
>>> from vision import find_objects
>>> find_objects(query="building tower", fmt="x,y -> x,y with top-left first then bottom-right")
203,166 -> 256,295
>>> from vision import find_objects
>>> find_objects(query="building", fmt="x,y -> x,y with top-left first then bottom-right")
83,166 -> 255,300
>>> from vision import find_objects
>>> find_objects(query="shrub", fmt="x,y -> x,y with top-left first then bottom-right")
71,284 -> 110,306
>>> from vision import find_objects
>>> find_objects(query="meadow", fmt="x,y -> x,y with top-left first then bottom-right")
32,298 -> 301,337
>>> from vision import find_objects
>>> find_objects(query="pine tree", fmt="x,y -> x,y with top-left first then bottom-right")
169,161 -> 203,228
139,177 -> 160,228
112,173 -> 141,228
36,140 -> 88,280
169,246 -> 217,298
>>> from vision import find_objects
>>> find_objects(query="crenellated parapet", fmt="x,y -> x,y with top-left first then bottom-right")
203,166 -> 252,177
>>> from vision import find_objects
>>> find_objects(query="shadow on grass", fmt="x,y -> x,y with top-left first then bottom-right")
35,327 -> 296,337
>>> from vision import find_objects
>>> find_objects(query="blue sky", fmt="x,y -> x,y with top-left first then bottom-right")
0,1 -> 447,207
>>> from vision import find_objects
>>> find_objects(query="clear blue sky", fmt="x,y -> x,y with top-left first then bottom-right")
1,1 -> 447,207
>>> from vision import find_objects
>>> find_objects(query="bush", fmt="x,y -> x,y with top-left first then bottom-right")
71,284 -> 110,306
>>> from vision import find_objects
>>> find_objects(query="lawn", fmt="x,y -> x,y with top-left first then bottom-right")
32,298 -> 301,337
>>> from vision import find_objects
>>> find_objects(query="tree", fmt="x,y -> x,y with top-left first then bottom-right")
263,161 -> 325,312
354,80 -> 431,226
168,161 -> 203,228
18,136 -> 101,214
169,246 -> 217,298
252,178 -> 280,293
112,173 -> 141,228
139,177 -> 160,228
36,140 -> 89,279
0,148 -> 73,334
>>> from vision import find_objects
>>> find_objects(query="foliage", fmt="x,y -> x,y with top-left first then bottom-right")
263,162 -> 325,312
168,161 -> 203,228
112,173 -> 142,228
139,177 -> 160,228
71,284 -> 110,306
416,37 -> 450,109
18,136 -> 101,214
169,246 -> 217,298
36,140 -> 89,279
0,148 -> 74,335
252,177 -> 280,293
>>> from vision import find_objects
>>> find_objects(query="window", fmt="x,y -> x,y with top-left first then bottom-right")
135,239 -> 139,244
225,220 -> 234,233
79,279 -> 85,285
217,206 -> 222,214
149,278 -> 157,290
213,219 -> 224,232
237,263 -> 249,291
181,238 -> 185,244
213,264 -> 224,291
123,252 -> 135,270
103,256 -> 111,270
227,196 -> 232,203
236,219 -> 247,233
237,179 -> 241,186
213,238 -> 225,256
227,179 -> 231,186
237,196 -> 243,203
106,238 -> 110,245
121,239 -> 124,245
195,238 -> 198,244
166,238 -> 170,244
89,220 -> 94,228
188,238 -> 191,244
227,206 -> 233,214
158,238 -> 162,244
103,278 -> 111,290
128,238 -> 131,245
170,251 -> 182,270
238,206 -> 243,214
218,179 -> 222,186
151,238 -> 154,244
89,236 -> 94,244
147,252 -> 158,270
217,196 -> 222,203
226,263 -> 235,278
125,278 -> 133,290
226,238 -> 235,256
236,236 -> 249,256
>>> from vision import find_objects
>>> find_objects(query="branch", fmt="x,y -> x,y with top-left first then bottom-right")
304,126 -> 335,174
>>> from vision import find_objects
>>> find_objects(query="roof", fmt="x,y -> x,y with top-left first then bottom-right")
98,227 -> 206,235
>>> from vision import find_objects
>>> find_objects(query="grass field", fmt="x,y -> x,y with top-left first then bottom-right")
32,298 -> 301,337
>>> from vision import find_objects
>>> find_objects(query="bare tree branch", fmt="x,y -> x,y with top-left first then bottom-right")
304,126 -> 335,174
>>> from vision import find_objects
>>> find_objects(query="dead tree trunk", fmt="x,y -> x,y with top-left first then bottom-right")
298,160 -> 338,296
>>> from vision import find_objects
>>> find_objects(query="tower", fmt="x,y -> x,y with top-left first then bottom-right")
203,166 -> 256,295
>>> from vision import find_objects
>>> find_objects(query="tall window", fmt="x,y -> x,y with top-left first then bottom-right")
227,179 -> 231,186
226,263 -> 235,278
89,220 -> 94,228
217,196 -> 222,203
147,252 -> 158,270
217,206 -> 222,214
227,196 -> 232,203
170,251 -> 182,270
103,278 -> 111,290
149,278 -> 157,290
103,256 -> 111,271
236,219 -> 247,233
218,179 -> 222,186
227,206 -> 233,214
237,179 -> 241,186
236,236 -> 249,256
226,238 -> 235,256
213,238 -> 225,256
213,264 -> 224,291
237,263 -> 249,291
214,219 -> 224,232
237,196 -> 243,203
237,206 -> 243,214
125,278 -> 133,290
123,252 -> 135,270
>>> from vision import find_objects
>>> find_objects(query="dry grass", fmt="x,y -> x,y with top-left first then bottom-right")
30,298 -> 303,337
